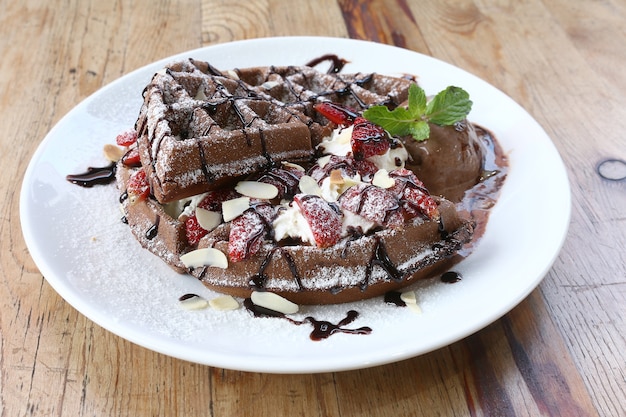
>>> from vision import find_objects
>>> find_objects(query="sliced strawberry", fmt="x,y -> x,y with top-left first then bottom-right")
121,147 -> 141,167
351,117 -> 390,160
228,209 -> 269,262
307,155 -> 377,184
293,194 -> 342,248
389,169 -> 439,220
197,189 -> 240,212
116,129 -> 138,147
185,215 -> 207,246
353,158 -> 379,180
339,184 -> 404,228
257,166 -> 304,199
126,168 -> 150,203
314,102 -> 359,126
186,190 -> 247,247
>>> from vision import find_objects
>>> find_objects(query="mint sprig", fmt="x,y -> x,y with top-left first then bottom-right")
363,84 -> 472,141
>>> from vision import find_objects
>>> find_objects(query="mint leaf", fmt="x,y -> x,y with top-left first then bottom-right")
407,83 -> 427,118
362,106 -> 422,138
425,86 -> 472,126
363,84 -> 472,141
407,120 -> 430,141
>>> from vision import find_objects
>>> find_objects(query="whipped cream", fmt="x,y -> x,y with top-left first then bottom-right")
317,125 -> 353,156
317,124 -> 408,171
272,204 -> 317,246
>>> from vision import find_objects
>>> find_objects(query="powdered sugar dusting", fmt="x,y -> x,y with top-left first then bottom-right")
48,178 -> 463,345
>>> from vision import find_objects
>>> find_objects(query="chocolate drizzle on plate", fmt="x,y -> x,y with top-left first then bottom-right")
66,163 -> 116,187
441,271 -> 462,283
243,298 -> 372,341
305,54 -> 349,74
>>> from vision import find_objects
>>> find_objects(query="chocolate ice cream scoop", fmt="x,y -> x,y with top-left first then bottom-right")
402,120 -> 485,202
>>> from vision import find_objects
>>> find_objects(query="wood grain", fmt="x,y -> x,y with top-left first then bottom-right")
1,0 -> 625,416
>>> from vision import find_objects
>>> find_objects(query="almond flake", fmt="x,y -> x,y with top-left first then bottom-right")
180,248 -> 228,269
298,175 -> 322,196
400,290 -> 417,304
226,69 -> 239,80
222,197 -> 250,222
329,169 -> 344,185
195,87 -> 207,100
251,291 -> 299,315
195,208 -> 222,231
103,144 -> 125,162
209,295 -> 240,311
261,80 -> 280,90
178,294 -> 209,310
407,303 -> 423,314
317,155 -> 332,168
400,291 -> 422,314
281,161 -> 305,171
372,169 -> 396,189
235,181 -> 279,200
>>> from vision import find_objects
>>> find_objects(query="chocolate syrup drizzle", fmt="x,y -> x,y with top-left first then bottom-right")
138,60 -> 405,190
243,298 -> 371,340
305,54 -> 349,74
66,162 -> 116,187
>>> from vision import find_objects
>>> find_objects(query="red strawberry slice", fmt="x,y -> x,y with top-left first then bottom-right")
389,169 -> 439,220
116,129 -> 138,147
257,166 -> 304,199
185,215 -> 207,246
314,102 -> 359,126
339,184 -> 404,228
353,158 -> 379,180
228,209 -> 269,262
121,147 -> 141,167
293,194 -> 342,248
197,189 -> 240,212
126,168 -> 150,203
307,155 -> 379,184
351,117 -> 390,160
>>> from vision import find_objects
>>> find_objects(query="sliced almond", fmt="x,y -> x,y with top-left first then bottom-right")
329,169 -> 344,185
261,80 -> 280,90
195,208 -> 222,231
372,169 -> 396,189
400,290 -> 422,314
406,303 -> 423,314
281,161 -> 305,172
317,155 -> 332,168
180,248 -> 228,269
400,290 -> 417,304
298,175 -> 322,196
178,293 -> 209,310
103,144 -> 125,162
235,181 -> 279,200
209,295 -> 240,311
226,69 -> 239,80
222,197 -> 250,222
195,87 -> 207,100
251,291 -> 299,315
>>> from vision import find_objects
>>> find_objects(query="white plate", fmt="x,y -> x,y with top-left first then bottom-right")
20,37 -> 570,373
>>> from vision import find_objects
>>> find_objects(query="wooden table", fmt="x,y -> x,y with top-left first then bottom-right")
2,0 -> 625,415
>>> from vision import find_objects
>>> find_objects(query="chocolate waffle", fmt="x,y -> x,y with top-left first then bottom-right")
115,59 -> 493,306
134,59 -> 414,203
